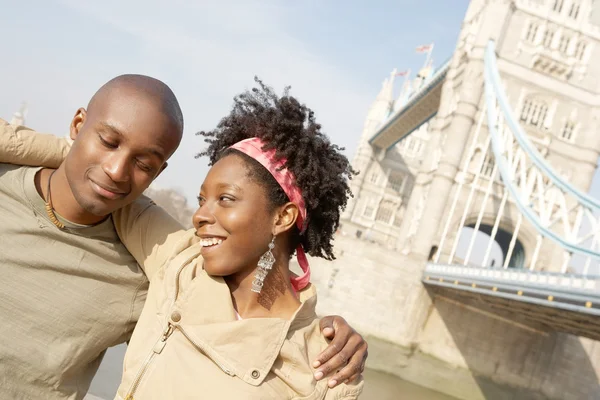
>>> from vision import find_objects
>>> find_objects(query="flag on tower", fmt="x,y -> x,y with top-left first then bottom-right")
395,70 -> 410,77
416,43 -> 433,53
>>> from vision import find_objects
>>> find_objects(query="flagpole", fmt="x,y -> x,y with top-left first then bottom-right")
397,69 -> 412,107
423,43 -> 434,70
403,69 -> 411,96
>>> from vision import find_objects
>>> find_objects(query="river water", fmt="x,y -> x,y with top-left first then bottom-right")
86,345 -> 457,400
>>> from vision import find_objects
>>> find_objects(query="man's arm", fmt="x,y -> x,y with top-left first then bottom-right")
316,316 -> 368,387
0,118 -> 368,379
0,118 -> 70,167
112,198 -> 192,282
0,119 -> 189,280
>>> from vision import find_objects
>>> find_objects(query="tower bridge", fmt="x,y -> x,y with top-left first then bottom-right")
309,1 -> 600,399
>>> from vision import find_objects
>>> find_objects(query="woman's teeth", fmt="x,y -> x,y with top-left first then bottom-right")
200,238 -> 223,247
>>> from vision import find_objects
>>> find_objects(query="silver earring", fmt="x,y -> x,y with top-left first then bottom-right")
251,237 -> 276,293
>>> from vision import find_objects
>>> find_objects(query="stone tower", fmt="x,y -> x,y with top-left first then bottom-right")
343,68 -> 436,249
311,2 -> 600,399
396,0 -> 600,273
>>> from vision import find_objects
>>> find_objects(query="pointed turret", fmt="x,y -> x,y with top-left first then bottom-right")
10,102 -> 28,126
343,70 -> 397,220
362,69 -> 396,142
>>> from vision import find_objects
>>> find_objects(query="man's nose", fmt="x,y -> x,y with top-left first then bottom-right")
102,153 -> 130,183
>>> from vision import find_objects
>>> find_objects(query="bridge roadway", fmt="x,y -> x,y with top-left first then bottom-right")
424,264 -> 600,340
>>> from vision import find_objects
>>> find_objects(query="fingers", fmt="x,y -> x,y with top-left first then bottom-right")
314,331 -> 362,383
314,318 -> 351,369
318,315 -> 336,338
327,341 -> 367,387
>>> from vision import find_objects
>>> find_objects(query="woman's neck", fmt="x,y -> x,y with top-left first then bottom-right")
225,260 -> 301,320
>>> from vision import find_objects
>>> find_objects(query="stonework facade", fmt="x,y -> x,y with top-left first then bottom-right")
317,1 -> 600,398
343,0 -> 600,273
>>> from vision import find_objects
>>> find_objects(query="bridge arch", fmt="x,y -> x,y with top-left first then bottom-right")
440,211 -> 537,269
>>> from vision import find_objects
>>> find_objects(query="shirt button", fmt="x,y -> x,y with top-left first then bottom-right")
251,370 -> 260,379
170,311 -> 182,322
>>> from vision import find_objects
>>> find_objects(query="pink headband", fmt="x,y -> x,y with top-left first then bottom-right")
229,137 -> 310,292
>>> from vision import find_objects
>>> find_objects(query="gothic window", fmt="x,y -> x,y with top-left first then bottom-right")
400,135 -> 423,157
393,210 -> 403,227
543,27 -> 555,49
387,172 -> 404,192
375,201 -> 394,224
369,170 -> 379,184
520,98 -> 548,129
553,0 -> 564,12
575,41 -> 587,60
481,151 -> 495,178
561,121 -> 576,141
569,2 -> 580,19
559,35 -> 571,55
363,203 -> 375,218
525,22 -> 539,43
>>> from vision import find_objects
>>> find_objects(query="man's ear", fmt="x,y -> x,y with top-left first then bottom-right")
272,203 -> 299,236
69,108 -> 87,141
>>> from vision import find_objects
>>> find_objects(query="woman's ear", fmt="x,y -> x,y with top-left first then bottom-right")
272,203 -> 299,236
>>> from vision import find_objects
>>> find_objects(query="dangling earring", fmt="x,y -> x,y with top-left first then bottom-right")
251,236 -> 276,293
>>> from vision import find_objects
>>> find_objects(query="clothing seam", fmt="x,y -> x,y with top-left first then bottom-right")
334,385 -> 363,399
12,127 -> 22,157
127,274 -> 149,337
20,166 -> 46,226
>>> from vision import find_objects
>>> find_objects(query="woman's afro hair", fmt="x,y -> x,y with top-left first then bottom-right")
196,78 -> 356,260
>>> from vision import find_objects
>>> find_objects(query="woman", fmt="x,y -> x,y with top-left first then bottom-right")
1,81 -> 364,399
115,81 -> 362,399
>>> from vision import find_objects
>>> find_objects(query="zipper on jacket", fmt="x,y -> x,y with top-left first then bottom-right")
125,251 -> 200,399
125,323 -> 175,400
178,325 -> 235,376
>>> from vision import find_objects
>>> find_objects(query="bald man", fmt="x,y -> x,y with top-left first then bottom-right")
0,75 -> 184,400
0,75 -> 367,399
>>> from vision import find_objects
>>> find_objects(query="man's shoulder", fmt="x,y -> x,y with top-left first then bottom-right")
0,162 -> 30,174
112,194 -> 158,220
0,163 -> 35,192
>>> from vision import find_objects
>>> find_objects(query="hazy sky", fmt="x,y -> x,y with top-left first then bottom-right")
1,0 -> 469,204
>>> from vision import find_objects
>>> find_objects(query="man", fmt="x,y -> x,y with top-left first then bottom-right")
0,75 -> 367,400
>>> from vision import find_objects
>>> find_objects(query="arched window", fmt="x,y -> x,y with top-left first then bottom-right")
553,0 -> 564,12
393,211 -> 403,227
543,27 -> 555,49
575,41 -> 587,61
363,202 -> 375,218
387,172 -> 404,192
569,2 -> 580,19
369,171 -> 379,184
561,121 -> 576,141
400,135 -> 423,157
375,201 -> 394,224
525,22 -> 539,43
520,98 -> 549,129
559,35 -> 571,55
481,150 -> 495,178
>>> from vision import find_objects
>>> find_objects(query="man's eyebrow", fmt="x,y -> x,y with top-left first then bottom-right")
98,121 -> 124,136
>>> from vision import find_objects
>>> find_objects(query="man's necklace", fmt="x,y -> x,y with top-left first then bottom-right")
44,170 -> 65,230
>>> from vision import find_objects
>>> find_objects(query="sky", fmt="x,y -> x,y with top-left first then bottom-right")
0,0 -> 470,205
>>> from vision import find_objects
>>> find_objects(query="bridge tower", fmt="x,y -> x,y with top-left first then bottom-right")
398,0 -> 600,274
316,1 -> 600,399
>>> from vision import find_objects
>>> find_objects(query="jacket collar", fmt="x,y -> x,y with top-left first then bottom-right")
173,266 -> 318,386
